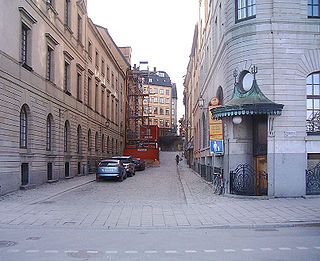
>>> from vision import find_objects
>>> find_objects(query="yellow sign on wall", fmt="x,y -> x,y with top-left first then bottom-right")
208,101 -> 223,141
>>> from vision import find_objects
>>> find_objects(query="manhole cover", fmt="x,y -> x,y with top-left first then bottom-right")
0,241 -> 17,248
67,250 -> 104,258
26,237 -> 41,240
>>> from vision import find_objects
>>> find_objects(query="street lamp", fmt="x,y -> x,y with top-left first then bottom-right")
198,96 -> 204,109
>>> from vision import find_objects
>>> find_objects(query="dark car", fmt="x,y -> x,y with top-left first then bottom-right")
112,156 -> 135,177
133,158 -> 145,171
96,159 -> 127,182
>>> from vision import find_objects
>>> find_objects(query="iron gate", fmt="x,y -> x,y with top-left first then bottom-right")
306,162 -> 320,195
230,164 -> 255,196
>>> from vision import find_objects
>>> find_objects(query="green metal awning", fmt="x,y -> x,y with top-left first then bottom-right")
211,72 -> 284,119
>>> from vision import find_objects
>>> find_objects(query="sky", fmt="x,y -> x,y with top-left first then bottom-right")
87,0 -> 199,120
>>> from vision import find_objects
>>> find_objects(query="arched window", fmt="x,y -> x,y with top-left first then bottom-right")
20,105 -> 28,148
307,71 -> 320,133
64,120 -> 70,152
107,136 -> 110,153
101,134 -> 105,153
95,132 -> 99,151
46,114 -> 53,151
87,129 -> 91,151
77,125 -> 82,153
217,86 -> 224,105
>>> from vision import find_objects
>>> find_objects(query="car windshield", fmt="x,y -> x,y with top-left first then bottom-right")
121,159 -> 130,164
100,162 -> 118,167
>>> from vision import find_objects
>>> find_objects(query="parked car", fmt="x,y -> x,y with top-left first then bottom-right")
112,156 -> 135,177
96,159 -> 127,182
132,158 -> 145,171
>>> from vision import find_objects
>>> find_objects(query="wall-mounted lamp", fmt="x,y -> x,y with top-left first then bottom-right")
198,96 -> 205,109
105,119 -> 110,127
232,116 -> 242,125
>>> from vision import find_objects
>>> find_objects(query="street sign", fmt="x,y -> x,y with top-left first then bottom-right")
210,140 -> 224,154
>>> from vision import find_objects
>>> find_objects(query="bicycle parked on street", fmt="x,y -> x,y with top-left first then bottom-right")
213,172 -> 224,195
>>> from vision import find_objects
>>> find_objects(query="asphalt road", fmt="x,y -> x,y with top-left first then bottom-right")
0,226 -> 319,260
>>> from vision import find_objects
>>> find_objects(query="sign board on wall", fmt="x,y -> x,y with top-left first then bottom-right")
209,97 -> 224,154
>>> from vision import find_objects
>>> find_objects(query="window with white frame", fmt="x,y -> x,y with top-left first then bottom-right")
166,98 -> 170,104
46,46 -> 54,81
46,114 -> 52,151
77,72 -> 82,101
20,105 -> 28,148
64,61 -> 70,93
236,0 -> 256,22
160,89 -> 164,94
65,0 -> 71,27
160,97 -> 164,104
307,71 -> 320,133
154,97 -> 158,103
166,89 -> 170,95
77,14 -> 82,42
308,0 -> 320,18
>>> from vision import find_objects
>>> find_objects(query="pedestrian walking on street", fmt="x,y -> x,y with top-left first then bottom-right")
176,154 -> 180,165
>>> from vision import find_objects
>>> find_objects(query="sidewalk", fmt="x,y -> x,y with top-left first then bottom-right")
0,156 -> 319,230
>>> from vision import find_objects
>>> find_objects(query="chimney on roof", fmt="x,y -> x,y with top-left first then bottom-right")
154,67 -> 156,72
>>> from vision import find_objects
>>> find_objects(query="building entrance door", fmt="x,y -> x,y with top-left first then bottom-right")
253,116 -> 268,196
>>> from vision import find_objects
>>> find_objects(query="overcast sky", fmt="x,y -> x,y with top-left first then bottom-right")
87,0 -> 198,120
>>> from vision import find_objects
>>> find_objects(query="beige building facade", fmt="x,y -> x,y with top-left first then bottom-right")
0,0 -> 128,195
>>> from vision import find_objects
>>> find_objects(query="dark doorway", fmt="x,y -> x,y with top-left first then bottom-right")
47,162 -> 53,181
77,162 -> 81,175
21,163 -> 29,186
65,162 -> 70,177
253,115 -> 268,195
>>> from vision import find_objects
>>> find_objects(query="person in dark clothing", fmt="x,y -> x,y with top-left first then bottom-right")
176,154 -> 180,165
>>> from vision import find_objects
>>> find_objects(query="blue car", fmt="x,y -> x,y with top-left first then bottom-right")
96,159 -> 127,182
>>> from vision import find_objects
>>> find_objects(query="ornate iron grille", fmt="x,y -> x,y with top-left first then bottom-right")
230,164 -> 255,196
306,162 -> 320,195
307,110 -> 320,134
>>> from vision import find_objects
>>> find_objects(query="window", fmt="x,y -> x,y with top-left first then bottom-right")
236,0 -> 256,22
88,129 -> 91,151
154,119 -> 158,125
46,115 -> 52,151
111,138 -> 114,154
21,23 -> 31,67
166,89 -> 170,95
160,108 -> 164,115
101,59 -> 105,76
95,83 -> 98,111
88,41 -> 92,58
88,77 -> 92,107
95,50 -> 99,68
159,72 -> 165,77
64,120 -> 70,152
154,97 -> 158,103
149,97 -> 153,103
64,61 -> 70,93
148,88 -> 152,93
160,89 -> 164,94
154,107 -> 158,114
149,78 -> 153,83
95,132 -> 99,151
165,121 -> 169,127
46,46 -> 54,81
20,106 -> 28,148
148,106 -> 152,114
107,66 -> 110,81
307,72 -> 320,133
166,98 -> 170,104
77,125 -> 81,153
112,73 -> 114,88
308,0 -> 320,17
160,119 -> 164,127
101,89 -> 105,117
77,14 -> 82,42
154,88 -> 158,94
166,108 -> 170,115
77,73 -> 82,101
102,134 -> 105,152
65,0 -> 71,27
107,136 -> 110,153
160,97 -> 164,104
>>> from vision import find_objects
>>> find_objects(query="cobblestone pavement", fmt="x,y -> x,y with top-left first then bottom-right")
0,151 -> 320,229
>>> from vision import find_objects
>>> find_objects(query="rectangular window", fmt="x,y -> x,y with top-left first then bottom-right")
95,50 -> 99,68
154,97 -> 158,103
107,66 -> 110,81
65,0 -> 70,26
112,73 -> 114,88
166,108 -> 170,115
166,98 -> 170,104
101,59 -> 105,76
21,23 -> 30,66
77,73 -> 82,101
46,46 -> 53,81
149,97 -> 153,103
64,61 -> 70,93
154,88 -> 158,94
77,14 -> 82,42
148,88 -> 152,93
148,106 -> 152,114
236,0 -> 256,22
160,89 -> 164,94
88,77 -> 92,107
166,89 -> 170,95
95,83 -> 98,112
101,90 -> 105,116
154,107 -> 158,114
160,97 -> 164,104
308,0 -> 320,17
88,41 -> 92,58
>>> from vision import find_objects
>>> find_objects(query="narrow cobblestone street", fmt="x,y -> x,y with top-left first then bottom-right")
0,151 -> 320,229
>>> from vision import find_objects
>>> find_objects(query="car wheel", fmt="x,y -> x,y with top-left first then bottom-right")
119,175 -> 124,182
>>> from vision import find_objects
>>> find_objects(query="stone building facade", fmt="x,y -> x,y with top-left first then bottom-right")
0,0 -> 128,195
186,0 -> 320,197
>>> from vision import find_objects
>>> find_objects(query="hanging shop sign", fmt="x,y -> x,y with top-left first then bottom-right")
209,97 -> 224,154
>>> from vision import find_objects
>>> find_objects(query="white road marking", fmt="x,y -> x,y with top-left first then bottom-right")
165,250 -> 177,253
185,250 -> 197,253
314,246 -> 320,249
64,250 -> 79,253
242,248 -> 254,252
145,250 -> 158,254
26,250 -> 40,253
296,247 -> 308,250
45,250 -> 59,253
260,248 -> 273,251
87,250 -> 99,254
7,249 -> 20,253
125,251 -> 138,254
204,249 -> 217,253
278,247 -> 291,251
105,250 -> 118,254
224,249 -> 236,252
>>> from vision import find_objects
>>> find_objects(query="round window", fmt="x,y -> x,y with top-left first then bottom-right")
239,70 -> 254,93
